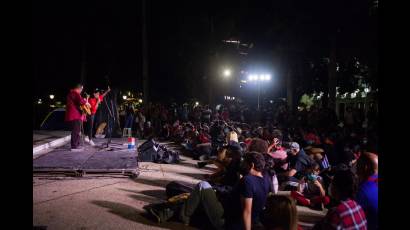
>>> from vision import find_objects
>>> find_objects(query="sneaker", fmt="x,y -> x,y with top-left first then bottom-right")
89,140 -> 96,146
84,136 -> 90,143
71,148 -> 84,152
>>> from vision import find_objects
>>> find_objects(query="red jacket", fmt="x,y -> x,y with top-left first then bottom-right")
65,90 -> 87,122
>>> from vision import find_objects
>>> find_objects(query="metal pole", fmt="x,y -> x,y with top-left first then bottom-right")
257,81 -> 260,110
142,0 -> 149,103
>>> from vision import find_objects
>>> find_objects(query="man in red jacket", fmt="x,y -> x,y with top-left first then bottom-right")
65,83 -> 90,151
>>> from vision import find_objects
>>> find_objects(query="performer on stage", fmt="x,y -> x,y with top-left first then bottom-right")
86,86 -> 111,145
65,83 -> 90,151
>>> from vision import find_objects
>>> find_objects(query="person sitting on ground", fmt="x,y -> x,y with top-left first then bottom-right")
306,148 -> 331,172
284,142 -> 313,178
355,152 -> 378,230
206,143 -> 243,188
262,195 -> 302,230
267,137 -> 288,172
179,151 -> 272,230
313,169 -> 367,230
145,151 -> 272,229
290,162 -> 330,210
248,138 -> 269,154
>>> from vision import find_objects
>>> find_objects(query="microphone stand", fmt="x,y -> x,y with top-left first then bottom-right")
102,90 -> 120,151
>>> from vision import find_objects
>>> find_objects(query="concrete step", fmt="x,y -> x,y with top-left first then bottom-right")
33,130 -> 71,157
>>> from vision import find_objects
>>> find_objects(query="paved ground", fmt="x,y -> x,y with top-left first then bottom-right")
33,140 -> 326,230
33,141 -> 215,230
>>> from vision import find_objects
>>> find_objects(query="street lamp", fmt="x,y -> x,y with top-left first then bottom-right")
223,69 -> 231,78
138,99 -> 143,103
123,95 -> 127,100
49,94 -> 55,100
247,73 -> 271,110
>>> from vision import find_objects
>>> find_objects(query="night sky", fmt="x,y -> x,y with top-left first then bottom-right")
32,0 -> 377,103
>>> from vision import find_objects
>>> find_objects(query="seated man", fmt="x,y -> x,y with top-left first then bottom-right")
287,142 -> 312,177
146,152 -> 272,230
356,152 -> 378,230
313,169 -> 367,230
179,151 -> 272,230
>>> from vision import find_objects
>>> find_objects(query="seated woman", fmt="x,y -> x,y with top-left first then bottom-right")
267,138 -> 288,172
262,195 -> 302,230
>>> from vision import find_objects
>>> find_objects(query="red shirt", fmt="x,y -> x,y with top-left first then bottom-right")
88,95 -> 104,115
65,90 -> 87,122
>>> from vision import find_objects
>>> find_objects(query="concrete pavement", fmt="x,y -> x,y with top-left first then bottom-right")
33,141 -> 327,229
33,150 -> 214,230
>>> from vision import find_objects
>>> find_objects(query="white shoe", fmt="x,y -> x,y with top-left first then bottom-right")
84,136 -> 90,143
89,140 -> 96,146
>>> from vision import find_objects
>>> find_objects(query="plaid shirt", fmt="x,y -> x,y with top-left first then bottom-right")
324,199 -> 367,230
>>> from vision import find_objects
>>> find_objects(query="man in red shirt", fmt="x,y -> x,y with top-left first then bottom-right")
86,86 -> 111,145
65,84 -> 89,151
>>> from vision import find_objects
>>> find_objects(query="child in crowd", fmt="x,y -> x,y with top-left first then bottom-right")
290,162 -> 330,210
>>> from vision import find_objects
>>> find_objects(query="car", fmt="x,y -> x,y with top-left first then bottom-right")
40,108 -> 70,130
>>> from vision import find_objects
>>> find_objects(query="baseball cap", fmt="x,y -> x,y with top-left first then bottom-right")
289,142 -> 300,150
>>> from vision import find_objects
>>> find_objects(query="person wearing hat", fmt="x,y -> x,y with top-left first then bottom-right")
285,142 -> 313,178
86,86 -> 110,146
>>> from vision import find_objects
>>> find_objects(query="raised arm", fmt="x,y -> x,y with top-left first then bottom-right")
101,86 -> 111,98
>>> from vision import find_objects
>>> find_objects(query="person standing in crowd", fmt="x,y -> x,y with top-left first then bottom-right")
65,83 -> 90,151
86,86 -> 111,146
135,110 -> 146,138
356,152 -> 378,230
314,169 -> 367,230
123,104 -> 135,130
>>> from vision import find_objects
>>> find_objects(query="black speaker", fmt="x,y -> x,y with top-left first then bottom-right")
138,140 -> 158,162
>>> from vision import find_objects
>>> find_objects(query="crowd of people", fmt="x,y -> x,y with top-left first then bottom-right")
135,100 -> 378,230
65,83 -> 378,229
